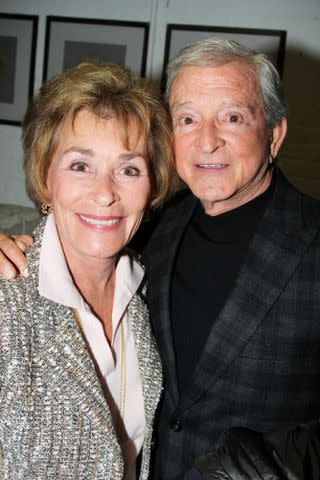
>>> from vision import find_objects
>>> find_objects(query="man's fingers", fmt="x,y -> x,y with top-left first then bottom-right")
0,233 -> 31,279
13,234 -> 34,251
0,250 -> 19,279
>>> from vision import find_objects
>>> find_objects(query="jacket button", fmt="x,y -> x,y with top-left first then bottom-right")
169,419 -> 182,432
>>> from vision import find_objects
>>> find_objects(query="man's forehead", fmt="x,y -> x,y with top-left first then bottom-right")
169,63 -> 259,110
169,91 -> 259,114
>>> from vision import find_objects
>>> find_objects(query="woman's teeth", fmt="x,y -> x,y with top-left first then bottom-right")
79,215 -> 120,226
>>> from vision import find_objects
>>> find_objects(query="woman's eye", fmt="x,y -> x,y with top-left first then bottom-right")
178,116 -> 194,126
70,161 -> 89,172
120,166 -> 140,176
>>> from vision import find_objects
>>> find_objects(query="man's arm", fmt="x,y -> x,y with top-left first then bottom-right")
183,420 -> 320,479
0,232 -> 33,279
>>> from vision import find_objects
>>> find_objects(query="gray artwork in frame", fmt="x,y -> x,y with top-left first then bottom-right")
162,24 -> 286,89
43,16 -> 149,81
0,14 -> 38,126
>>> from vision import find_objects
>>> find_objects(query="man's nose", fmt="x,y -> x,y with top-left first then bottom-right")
92,174 -> 120,206
197,121 -> 223,153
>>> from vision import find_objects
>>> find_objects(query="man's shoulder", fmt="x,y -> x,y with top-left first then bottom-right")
159,188 -> 196,220
273,169 -> 320,227
140,189 -> 196,258
299,190 -> 320,226
290,184 -> 320,222
152,188 -> 196,237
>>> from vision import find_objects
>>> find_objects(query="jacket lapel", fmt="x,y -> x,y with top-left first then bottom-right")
26,220 -> 119,446
25,218 -> 124,472
176,171 -> 320,414
144,191 -> 197,406
42,302 -> 121,451
129,292 -> 162,422
129,292 -> 163,477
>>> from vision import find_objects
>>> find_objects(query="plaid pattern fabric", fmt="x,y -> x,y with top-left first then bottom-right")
142,169 -> 320,480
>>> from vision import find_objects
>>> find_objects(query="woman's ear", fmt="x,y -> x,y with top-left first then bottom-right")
44,164 -> 53,204
42,185 -> 52,206
270,116 -> 287,158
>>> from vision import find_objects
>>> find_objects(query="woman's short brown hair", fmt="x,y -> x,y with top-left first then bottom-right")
22,61 -> 177,208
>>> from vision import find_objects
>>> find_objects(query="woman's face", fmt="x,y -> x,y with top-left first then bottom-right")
46,109 -> 151,264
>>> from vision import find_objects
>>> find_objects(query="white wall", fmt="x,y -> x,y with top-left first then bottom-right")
1,0 -> 320,207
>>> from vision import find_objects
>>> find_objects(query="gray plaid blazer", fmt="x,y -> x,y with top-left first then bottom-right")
142,169 -> 320,480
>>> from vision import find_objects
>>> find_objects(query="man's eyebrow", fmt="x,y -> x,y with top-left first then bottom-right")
170,101 -> 193,110
220,101 -> 257,113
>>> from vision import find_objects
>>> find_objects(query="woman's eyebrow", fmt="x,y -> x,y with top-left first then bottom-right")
120,152 -> 146,160
62,147 -> 94,156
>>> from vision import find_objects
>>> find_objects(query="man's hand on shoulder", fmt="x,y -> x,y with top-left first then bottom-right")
0,232 -> 34,279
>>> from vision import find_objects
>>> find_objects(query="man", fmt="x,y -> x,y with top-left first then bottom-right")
141,38 -> 320,479
1,38 -> 320,479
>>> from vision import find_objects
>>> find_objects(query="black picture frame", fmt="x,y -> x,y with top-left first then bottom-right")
162,24 -> 286,89
43,16 -> 149,82
0,13 -> 38,126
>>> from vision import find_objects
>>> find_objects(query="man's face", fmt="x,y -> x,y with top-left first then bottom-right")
169,62 -> 286,215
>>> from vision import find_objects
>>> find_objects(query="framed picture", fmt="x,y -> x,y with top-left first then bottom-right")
162,24 -> 286,86
43,16 -> 149,82
0,14 -> 38,126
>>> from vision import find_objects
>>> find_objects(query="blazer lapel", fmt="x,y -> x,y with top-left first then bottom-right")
144,191 -> 198,406
129,292 -> 162,418
39,301 -> 121,454
176,171 -> 320,414
25,220 -> 120,451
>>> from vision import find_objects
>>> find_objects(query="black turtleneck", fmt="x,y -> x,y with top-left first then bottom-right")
171,179 -> 275,396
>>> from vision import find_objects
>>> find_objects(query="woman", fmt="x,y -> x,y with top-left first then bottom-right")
0,61 -> 176,479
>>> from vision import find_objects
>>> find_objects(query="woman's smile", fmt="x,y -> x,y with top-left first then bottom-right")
77,213 -> 124,229
46,110 -> 151,263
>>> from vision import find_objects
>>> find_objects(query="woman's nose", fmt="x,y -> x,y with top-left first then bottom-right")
92,174 -> 120,206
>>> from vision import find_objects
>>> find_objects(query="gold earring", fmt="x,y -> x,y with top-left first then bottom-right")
41,203 -> 53,215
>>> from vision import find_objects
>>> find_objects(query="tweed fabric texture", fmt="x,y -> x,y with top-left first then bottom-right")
0,218 -> 162,479
142,169 -> 320,480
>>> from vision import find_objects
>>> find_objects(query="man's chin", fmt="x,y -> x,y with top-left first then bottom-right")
193,190 -> 230,216
191,185 -> 226,203
194,184 -> 251,216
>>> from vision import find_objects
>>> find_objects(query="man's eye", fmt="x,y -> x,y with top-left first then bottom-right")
70,161 -> 88,172
229,114 -> 241,123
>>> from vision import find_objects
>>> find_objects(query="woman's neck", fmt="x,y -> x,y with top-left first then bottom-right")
64,250 -> 117,342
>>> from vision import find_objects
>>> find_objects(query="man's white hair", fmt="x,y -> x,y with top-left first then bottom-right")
165,36 -> 287,129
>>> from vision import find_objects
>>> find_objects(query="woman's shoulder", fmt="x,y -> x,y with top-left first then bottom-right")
0,274 -> 36,326
0,226 -> 45,338
0,277 -> 34,370
0,274 -> 30,306
0,216 -> 47,321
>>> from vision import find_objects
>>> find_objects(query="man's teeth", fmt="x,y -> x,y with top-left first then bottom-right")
79,215 -> 120,226
197,164 -> 225,168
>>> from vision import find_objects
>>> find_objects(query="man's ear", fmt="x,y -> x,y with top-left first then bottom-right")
270,116 -> 287,158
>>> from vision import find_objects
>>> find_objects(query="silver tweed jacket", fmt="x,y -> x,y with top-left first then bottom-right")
0,218 -> 163,480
